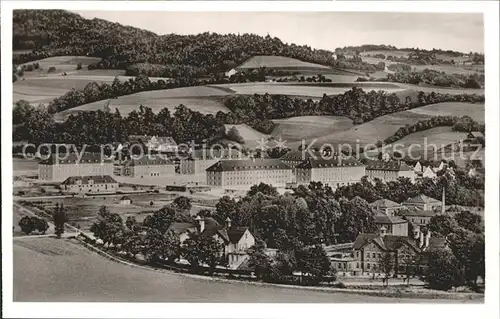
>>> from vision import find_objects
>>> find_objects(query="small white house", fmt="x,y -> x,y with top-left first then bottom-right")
120,196 -> 132,205
225,69 -> 237,78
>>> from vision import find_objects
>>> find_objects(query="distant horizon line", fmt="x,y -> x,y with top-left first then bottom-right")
61,10 -> 484,55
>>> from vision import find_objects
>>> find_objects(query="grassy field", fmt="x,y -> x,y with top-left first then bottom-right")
294,102 -> 485,149
236,55 -> 331,71
13,237 -> 481,302
55,86 -> 231,121
215,82 -> 405,97
271,116 -> 353,142
20,56 -> 102,75
13,158 -> 39,175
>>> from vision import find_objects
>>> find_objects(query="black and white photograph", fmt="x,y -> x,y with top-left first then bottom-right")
2,1 -> 499,318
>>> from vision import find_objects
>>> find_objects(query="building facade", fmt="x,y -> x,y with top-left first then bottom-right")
180,149 -> 246,175
402,194 -> 441,211
61,175 -> 118,194
397,209 -> 436,227
365,160 -> 416,183
169,217 -> 255,269
295,156 -> 365,189
123,156 -> 175,178
206,159 -> 292,189
39,153 -> 114,182
374,215 -> 409,237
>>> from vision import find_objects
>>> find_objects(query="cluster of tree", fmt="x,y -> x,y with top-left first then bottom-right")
452,116 -> 485,134
90,201 -> 228,273
213,182 -> 377,248
18,215 -> 49,235
334,173 -> 484,208
248,240 -> 335,285
221,88 -> 485,131
387,63 -> 412,73
13,62 -> 41,82
383,69 -> 484,88
426,210 -> 484,291
383,115 -> 483,145
14,103 -> 225,146
13,10 -> 379,77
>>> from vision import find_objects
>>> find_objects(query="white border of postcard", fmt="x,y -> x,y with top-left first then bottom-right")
2,1 -> 499,319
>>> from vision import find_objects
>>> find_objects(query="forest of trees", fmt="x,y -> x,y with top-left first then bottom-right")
383,69 -> 484,88
383,115 -> 485,145
13,103 -> 225,146
13,10 -> 379,77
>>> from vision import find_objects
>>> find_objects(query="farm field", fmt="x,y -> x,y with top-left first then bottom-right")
215,82 -> 405,97
293,102 -> 485,149
236,55 -> 331,71
271,116 -> 353,142
14,237 -> 479,302
23,191 -> 212,231
54,86 -> 231,121
19,56 -> 102,75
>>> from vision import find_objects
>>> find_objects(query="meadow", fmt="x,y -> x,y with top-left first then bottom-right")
292,101 -> 485,149
225,124 -> 270,147
54,86 -> 231,121
271,116 -> 353,142
236,55 -> 331,71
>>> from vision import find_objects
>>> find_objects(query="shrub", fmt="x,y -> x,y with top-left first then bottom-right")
48,66 -> 56,73
333,282 -> 347,289
76,62 -> 82,70
226,126 -> 245,144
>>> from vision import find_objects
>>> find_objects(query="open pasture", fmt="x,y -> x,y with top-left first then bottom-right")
298,101 -> 484,148
236,55 -> 331,71
54,86 -> 231,121
216,82 -> 405,97
271,116 -> 353,142
407,102 -> 484,123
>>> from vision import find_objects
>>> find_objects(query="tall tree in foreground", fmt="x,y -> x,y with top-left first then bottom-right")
53,203 -> 67,239
426,248 -> 464,291
379,252 -> 394,287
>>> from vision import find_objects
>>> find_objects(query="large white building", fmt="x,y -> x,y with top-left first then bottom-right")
295,156 -> 366,189
38,153 -> 114,182
365,160 -> 416,183
206,159 -> 292,189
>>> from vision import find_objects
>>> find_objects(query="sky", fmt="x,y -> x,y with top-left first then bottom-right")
74,11 -> 484,53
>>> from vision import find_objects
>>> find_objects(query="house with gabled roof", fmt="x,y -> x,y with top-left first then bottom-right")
373,215 -> 408,237
402,194 -> 441,211
61,175 -> 118,194
351,227 -> 443,276
168,216 -> 255,268
369,198 -> 402,216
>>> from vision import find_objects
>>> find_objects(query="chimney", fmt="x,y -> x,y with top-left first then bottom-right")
413,227 -> 420,240
425,230 -> 431,248
195,215 -> 205,233
379,226 -> 387,237
225,217 -> 232,229
419,231 -> 424,248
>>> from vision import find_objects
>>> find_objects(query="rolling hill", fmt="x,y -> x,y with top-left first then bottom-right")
235,55 -> 332,72
54,86 -> 231,122
290,101 -> 485,149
